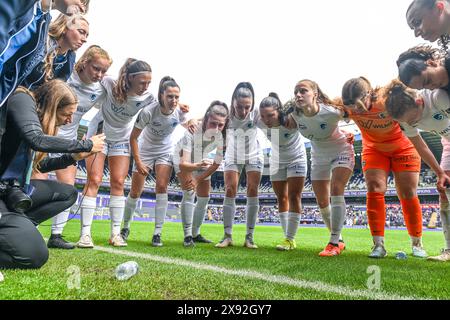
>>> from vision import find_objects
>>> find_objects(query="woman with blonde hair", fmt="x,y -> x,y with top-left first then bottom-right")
77,58 -> 155,249
22,13 -> 90,90
287,80 -> 355,257
33,45 -> 113,249
0,79 -> 104,269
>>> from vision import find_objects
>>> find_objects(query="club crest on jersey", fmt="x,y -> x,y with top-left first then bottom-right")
379,113 -> 387,119
172,121 -> 179,128
284,133 -> 291,139
90,94 -> 97,101
247,122 -> 254,129
433,113 -> 445,121
136,102 -> 142,108
320,123 -> 328,130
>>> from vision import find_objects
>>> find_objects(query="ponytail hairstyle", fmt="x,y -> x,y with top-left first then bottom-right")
341,77 -> 379,111
202,101 -> 230,144
43,14 -> 89,82
74,45 -> 113,75
296,79 -> 344,112
230,82 -> 255,118
113,58 -> 152,105
397,45 -> 444,86
259,92 -> 291,126
22,80 -> 78,171
384,79 -> 419,120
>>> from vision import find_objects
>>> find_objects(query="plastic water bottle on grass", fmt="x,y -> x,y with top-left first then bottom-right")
115,261 -> 139,281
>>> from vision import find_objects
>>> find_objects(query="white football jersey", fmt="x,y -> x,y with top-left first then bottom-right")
135,101 -> 191,158
100,76 -> 156,141
57,71 -> 106,139
175,130 -> 225,165
291,104 -> 347,151
225,108 -> 262,162
258,121 -> 306,165
400,89 -> 450,143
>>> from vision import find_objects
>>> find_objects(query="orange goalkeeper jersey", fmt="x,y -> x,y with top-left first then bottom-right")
346,91 -> 413,153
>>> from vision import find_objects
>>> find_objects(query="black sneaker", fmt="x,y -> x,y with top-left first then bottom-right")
152,234 -> 163,247
183,236 -> 195,248
47,234 -> 75,250
192,234 -> 212,244
120,228 -> 130,241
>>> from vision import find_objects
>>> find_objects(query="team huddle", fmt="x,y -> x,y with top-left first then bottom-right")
2,0 -> 450,272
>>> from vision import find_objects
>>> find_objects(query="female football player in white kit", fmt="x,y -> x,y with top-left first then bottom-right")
120,76 -> 197,247
173,101 -> 229,247
257,93 -> 308,251
38,45 -> 113,250
384,80 -> 450,262
216,82 -> 263,249
77,58 -> 155,248
287,80 -> 355,257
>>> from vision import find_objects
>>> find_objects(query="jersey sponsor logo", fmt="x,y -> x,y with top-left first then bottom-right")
298,124 -> 308,130
111,104 -> 125,114
320,123 -> 328,130
152,121 -> 162,127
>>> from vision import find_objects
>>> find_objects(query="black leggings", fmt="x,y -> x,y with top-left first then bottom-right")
27,179 -> 78,225
0,180 -> 77,270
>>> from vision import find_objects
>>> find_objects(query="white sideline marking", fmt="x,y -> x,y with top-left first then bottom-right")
94,246 -> 428,300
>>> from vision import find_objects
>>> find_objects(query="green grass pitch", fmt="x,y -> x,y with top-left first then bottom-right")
1,220 -> 449,300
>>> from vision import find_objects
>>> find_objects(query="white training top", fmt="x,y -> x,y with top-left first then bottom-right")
225,108 -> 262,162
175,130 -> 225,165
57,71 -> 106,139
257,121 -> 306,165
291,104 -> 347,152
400,89 -> 450,142
100,76 -> 156,142
134,101 -> 191,157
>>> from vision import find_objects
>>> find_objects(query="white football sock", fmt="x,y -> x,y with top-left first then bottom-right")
181,190 -> 196,238
123,195 -> 139,229
154,194 -> 168,236
80,196 -> 96,237
109,196 -> 125,237
193,196 -> 210,237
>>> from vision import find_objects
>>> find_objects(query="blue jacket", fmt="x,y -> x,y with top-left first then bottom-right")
0,1 -> 52,108
0,0 -> 39,54
22,39 -> 76,90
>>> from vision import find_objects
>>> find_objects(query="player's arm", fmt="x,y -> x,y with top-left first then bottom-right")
408,135 -> 450,192
130,127 -> 148,176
